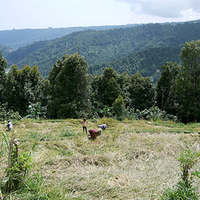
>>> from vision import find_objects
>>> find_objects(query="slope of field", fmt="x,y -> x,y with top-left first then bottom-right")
0,118 -> 200,199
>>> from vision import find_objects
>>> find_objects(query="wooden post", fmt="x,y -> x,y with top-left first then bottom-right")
7,138 -> 14,170
6,137 -> 19,192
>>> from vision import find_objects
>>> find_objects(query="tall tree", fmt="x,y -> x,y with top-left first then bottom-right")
129,73 -> 156,111
97,67 -> 121,107
0,51 -> 7,103
5,65 -> 45,116
112,95 -> 126,120
176,40 -> 200,122
90,74 -> 102,111
156,61 -> 180,115
118,72 -> 131,107
48,53 -> 91,118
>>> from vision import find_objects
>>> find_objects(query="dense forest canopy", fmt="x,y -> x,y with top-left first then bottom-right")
0,24 -> 139,50
0,44 -> 12,57
1,38 -> 200,123
2,20 -> 200,81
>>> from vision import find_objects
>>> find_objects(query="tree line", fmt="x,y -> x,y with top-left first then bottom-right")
1,39 -> 200,123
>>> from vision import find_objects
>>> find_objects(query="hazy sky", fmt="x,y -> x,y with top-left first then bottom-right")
1,0 -> 200,31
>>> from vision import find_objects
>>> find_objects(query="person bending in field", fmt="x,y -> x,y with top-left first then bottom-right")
89,129 -> 101,139
80,118 -> 87,135
7,120 -> 12,131
98,124 -> 106,130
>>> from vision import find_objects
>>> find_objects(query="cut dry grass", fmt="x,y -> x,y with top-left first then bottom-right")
0,118 -> 200,199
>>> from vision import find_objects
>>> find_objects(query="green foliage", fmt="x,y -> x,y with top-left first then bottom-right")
112,95 -> 126,121
160,150 -> 200,200
25,102 -> 47,119
129,73 -> 156,111
1,132 -> 9,151
156,61 -> 180,115
90,46 -> 181,83
0,103 -> 21,121
128,107 -> 177,121
19,173 -> 47,199
0,132 -> 9,158
59,148 -> 73,157
6,21 -> 200,78
5,65 -> 46,117
1,140 -> 34,193
0,132 -> 38,195
13,171 -> 61,200
60,128 -> 75,137
156,39 -> 200,123
5,152 -> 33,190
178,150 -> 200,187
117,72 -> 131,107
161,181 -> 199,200
0,45 -> 12,57
1,25 -> 134,50
48,53 -> 91,118
3,23 -> 200,123
176,39 -> 200,122
0,51 -> 7,103
97,67 -> 121,107
94,105 -> 113,118
91,68 -> 131,118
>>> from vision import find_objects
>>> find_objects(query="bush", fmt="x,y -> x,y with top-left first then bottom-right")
0,103 -> 21,121
128,107 -> 177,121
1,134 -> 36,193
112,95 -> 126,121
160,150 -> 200,199
25,102 -> 47,119
161,181 -> 199,200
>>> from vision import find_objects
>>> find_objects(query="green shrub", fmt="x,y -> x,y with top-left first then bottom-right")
160,150 -> 200,200
1,134 -> 36,193
25,102 -> 47,119
161,181 -> 199,200
0,103 -> 21,121
2,151 -> 33,192
128,107 -> 177,121
112,95 -> 126,121
60,128 -> 75,138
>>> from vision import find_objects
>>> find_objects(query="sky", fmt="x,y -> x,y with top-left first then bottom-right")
1,0 -> 200,31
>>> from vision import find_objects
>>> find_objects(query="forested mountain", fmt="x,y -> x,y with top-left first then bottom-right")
0,44 -> 13,57
2,37 -> 200,123
0,24 -> 138,50
89,46 -> 182,82
4,21 -> 200,79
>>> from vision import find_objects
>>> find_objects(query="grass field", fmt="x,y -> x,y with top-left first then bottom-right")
0,118 -> 200,199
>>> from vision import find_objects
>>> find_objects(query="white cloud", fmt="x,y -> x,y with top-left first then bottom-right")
1,0 -> 200,30
116,0 -> 200,18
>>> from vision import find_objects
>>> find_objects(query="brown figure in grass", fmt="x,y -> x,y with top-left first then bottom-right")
80,118 -> 87,135
88,129 -> 101,139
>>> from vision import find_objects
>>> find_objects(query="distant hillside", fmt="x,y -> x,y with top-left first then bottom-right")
0,44 -> 13,57
0,24 -> 138,50
5,21 -> 200,79
89,46 -> 182,82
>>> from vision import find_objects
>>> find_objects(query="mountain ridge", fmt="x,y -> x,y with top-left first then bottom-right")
0,24 -> 141,50
2,20 -> 200,81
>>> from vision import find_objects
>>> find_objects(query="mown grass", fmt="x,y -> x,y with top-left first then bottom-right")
0,118 -> 200,199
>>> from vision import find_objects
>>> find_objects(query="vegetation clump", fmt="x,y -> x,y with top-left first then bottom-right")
161,150 -> 200,200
